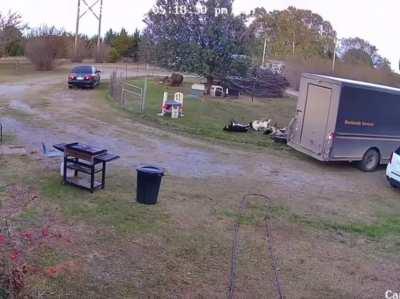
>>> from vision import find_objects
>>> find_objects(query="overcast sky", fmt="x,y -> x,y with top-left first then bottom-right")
2,0 -> 399,71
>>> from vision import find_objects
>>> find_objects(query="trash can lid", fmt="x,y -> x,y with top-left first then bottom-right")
137,166 -> 165,175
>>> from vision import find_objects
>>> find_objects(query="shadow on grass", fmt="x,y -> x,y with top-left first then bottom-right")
221,198 -> 400,240
290,213 -> 400,239
39,174 -> 170,235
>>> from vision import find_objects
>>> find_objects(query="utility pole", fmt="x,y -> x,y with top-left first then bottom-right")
96,0 -> 103,62
73,0 -> 104,62
73,0 -> 81,61
261,37 -> 267,67
332,37 -> 338,73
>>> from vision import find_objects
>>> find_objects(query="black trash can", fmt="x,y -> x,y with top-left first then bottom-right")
136,166 -> 165,205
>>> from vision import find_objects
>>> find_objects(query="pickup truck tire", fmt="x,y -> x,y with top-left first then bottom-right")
358,148 -> 380,172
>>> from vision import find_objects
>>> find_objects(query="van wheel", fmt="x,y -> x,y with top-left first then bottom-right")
358,149 -> 380,172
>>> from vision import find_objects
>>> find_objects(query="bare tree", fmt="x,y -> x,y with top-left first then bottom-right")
0,11 -> 26,56
25,26 -> 66,70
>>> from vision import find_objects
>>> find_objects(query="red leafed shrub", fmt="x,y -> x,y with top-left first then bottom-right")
0,224 -> 56,297
0,234 -> 5,246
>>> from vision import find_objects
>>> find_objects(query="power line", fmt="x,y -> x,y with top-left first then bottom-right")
74,0 -> 103,62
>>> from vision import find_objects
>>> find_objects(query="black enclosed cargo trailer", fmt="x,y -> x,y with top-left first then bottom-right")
287,73 -> 400,171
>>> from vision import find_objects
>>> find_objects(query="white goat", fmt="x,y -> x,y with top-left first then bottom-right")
250,119 -> 272,131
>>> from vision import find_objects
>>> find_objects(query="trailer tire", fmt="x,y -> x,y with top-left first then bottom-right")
358,148 -> 380,172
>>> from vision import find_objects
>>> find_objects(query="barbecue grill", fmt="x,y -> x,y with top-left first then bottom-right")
54,142 -> 120,192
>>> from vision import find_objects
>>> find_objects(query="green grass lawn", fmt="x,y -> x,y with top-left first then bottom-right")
1,73 -> 400,296
111,78 -> 296,149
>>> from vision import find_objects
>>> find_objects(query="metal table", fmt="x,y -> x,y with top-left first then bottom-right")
54,142 -> 120,193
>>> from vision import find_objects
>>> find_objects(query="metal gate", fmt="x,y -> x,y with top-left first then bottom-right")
121,81 -> 144,112
109,71 -> 146,113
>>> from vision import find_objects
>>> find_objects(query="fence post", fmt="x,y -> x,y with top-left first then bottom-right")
110,71 -> 114,97
141,64 -> 148,113
15,59 -> 19,74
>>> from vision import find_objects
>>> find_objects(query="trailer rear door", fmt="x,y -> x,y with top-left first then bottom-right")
300,84 -> 332,154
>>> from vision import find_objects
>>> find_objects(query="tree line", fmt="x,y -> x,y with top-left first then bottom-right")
0,1 -> 396,83
0,11 -> 141,68
141,0 -> 395,90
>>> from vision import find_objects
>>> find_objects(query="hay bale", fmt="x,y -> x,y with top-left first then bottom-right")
170,73 -> 184,86
162,73 -> 184,87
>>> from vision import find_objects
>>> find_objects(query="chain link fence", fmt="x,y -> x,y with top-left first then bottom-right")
109,71 -> 147,113
112,63 -> 170,79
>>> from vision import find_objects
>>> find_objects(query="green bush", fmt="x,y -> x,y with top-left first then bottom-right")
107,47 -> 121,63
6,40 -> 24,56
